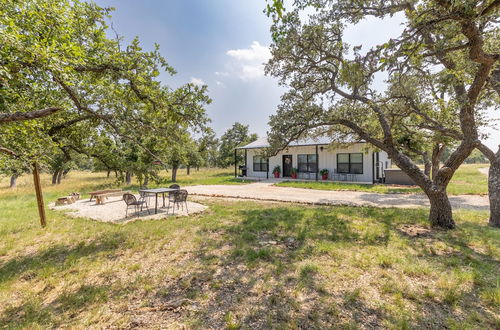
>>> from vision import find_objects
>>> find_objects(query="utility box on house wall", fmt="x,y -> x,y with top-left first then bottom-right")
384,169 -> 416,185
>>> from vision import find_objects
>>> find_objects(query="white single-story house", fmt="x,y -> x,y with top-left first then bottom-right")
235,137 -> 391,183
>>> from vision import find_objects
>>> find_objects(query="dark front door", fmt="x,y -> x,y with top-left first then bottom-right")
282,155 -> 293,177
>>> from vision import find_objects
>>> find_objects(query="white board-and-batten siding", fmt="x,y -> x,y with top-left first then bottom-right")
244,143 -> 389,183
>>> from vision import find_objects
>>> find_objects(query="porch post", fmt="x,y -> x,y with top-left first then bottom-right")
244,149 -> 247,172
234,149 -> 237,177
372,151 -> 375,183
315,144 -> 319,181
266,158 -> 269,179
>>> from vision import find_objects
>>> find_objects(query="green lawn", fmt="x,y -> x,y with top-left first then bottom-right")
1,168 -> 246,198
155,167 -> 250,186
275,164 -> 489,195
0,171 -> 498,328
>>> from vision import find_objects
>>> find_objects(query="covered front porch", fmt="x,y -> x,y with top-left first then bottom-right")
233,137 -> 389,184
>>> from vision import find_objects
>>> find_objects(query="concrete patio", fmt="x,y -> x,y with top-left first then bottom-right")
50,195 -> 208,224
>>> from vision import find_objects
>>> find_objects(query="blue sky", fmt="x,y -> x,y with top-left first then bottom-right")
96,0 -> 282,138
96,0 -> 499,150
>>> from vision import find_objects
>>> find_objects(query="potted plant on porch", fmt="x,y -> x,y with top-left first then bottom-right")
291,167 -> 298,179
320,169 -> 329,180
272,166 -> 281,178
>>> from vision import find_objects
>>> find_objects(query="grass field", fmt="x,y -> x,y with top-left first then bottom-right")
0,168 -> 246,197
0,168 -> 498,328
275,164 -> 489,195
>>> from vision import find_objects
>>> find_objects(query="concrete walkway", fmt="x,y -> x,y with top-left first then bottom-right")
479,167 -> 489,176
186,182 -> 489,211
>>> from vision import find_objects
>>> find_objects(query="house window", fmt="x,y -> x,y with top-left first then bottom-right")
337,153 -> 363,174
253,155 -> 268,172
298,154 -> 317,173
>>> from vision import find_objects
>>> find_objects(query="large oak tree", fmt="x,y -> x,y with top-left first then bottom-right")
266,0 -> 498,228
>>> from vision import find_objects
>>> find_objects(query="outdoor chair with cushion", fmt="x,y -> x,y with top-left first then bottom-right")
168,189 -> 188,214
169,184 -> 180,189
123,193 -> 150,218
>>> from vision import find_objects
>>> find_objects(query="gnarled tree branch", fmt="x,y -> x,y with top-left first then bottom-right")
0,107 -> 62,123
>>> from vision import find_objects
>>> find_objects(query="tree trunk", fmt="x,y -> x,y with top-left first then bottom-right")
488,159 -> 500,227
423,152 -> 431,177
172,167 -> 178,182
10,174 -> 18,188
107,170 -> 111,178
386,147 -> 457,230
431,144 -> 446,180
187,166 -> 191,175
52,169 -> 60,184
57,169 -> 63,184
125,172 -> 132,185
114,170 -> 118,178
431,162 -> 440,181
427,189 -> 455,229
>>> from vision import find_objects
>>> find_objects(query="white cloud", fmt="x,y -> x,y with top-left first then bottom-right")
190,77 -> 205,86
215,71 -> 229,77
227,41 -> 271,62
216,80 -> 225,87
225,41 -> 271,80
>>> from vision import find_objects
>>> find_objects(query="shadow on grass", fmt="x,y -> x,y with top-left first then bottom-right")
146,206 -> 415,328
145,205 -> 497,328
0,284 -> 111,328
0,232 -> 126,327
0,232 -> 126,285
1,203 -> 496,328
399,220 -> 499,327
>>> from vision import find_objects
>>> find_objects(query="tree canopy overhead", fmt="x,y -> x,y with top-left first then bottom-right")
0,0 -> 211,165
0,0 -> 215,227
265,0 -> 499,228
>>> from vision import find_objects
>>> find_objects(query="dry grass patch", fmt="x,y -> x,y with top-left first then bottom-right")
0,171 -> 498,328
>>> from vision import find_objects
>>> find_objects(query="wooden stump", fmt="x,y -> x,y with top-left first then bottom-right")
55,196 -> 76,206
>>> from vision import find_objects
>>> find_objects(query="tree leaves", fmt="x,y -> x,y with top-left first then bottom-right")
0,0 -> 212,178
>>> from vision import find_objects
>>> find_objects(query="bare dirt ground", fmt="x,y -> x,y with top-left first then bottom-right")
186,182 -> 489,211
50,195 -> 208,223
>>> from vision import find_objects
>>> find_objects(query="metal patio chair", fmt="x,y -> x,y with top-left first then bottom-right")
333,168 -> 348,181
123,193 -> 150,218
169,189 -> 189,214
139,185 -> 152,205
167,184 -> 180,209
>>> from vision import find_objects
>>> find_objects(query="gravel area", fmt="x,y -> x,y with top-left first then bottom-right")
50,195 -> 208,224
186,182 -> 489,211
